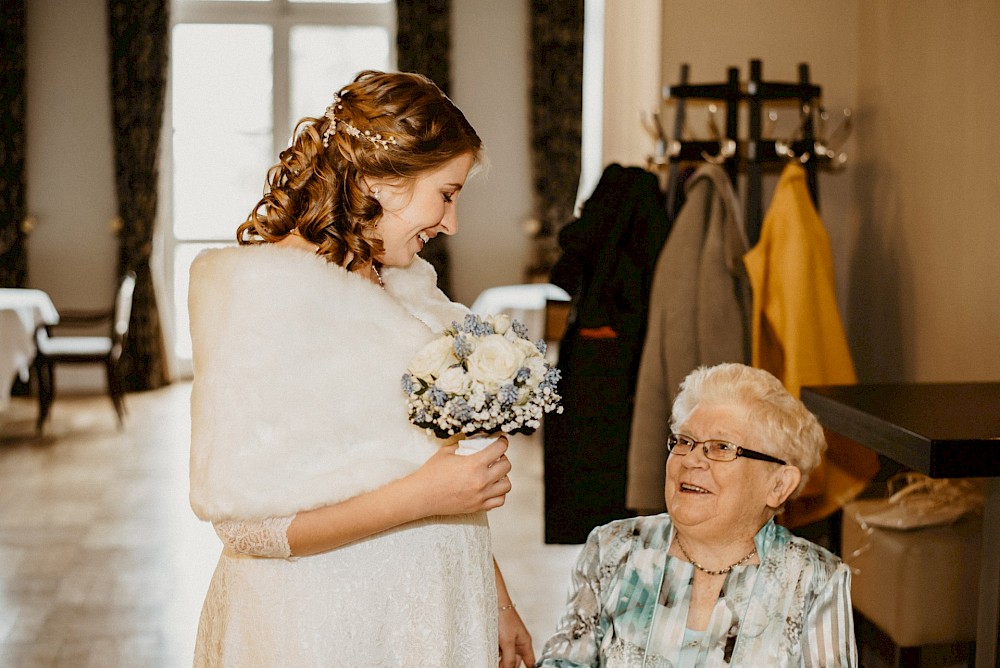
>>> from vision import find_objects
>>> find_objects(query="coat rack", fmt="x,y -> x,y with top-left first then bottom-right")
655,59 -> 846,245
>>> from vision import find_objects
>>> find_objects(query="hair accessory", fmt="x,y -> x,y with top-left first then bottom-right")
322,92 -> 398,150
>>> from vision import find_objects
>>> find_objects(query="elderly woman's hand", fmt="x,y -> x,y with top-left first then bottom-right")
409,436 -> 513,517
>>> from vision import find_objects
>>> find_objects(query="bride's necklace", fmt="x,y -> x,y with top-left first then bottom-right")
675,535 -> 757,576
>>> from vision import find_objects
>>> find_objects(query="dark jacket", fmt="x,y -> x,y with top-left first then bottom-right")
544,164 -> 671,544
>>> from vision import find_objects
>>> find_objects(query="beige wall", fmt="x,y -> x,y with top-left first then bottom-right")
603,0 -> 999,383
852,1 -> 1000,382
601,0 -> 662,168
25,0 -> 118,310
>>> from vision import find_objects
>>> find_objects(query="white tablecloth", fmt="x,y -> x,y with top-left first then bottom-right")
470,283 -> 570,342
0,288 -> 59,407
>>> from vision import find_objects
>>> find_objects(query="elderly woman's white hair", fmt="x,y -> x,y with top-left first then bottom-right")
670,363 -> 826,497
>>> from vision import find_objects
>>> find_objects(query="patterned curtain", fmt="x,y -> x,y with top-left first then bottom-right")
530,0 -> 584,276
396,0 -> 454,297
0,0 -> 27,288
396,0 -> 451,95
108,0 -> 170,391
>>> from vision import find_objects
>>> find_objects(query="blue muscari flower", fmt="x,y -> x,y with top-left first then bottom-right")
515,367 -> 531,383
428,386 -> 448,407
498,382 -> 518,407
511,320 -> 529,339
540,367 -> 562,391
449,397 -> 472,422
401,373 -> 418,394
463,313 -> 494,337
453,334 -> 473,359
534,339 -> 547,355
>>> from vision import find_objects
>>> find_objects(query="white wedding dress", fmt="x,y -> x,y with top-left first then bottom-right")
194,512 -> 497,667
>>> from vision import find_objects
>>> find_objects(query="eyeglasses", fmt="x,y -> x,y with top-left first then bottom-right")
666,433 -> 787,465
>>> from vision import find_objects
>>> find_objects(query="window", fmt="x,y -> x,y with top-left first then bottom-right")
166,0 -> 394,370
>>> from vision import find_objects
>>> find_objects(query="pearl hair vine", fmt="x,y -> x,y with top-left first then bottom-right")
321,92 -> 398,150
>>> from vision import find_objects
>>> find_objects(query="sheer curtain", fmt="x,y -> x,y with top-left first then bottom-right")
0,0 -> 27,288
107,0 -> 170,390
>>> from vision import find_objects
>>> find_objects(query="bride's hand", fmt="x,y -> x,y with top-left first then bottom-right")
408,436 -> 512,517
499,605 -> 534,668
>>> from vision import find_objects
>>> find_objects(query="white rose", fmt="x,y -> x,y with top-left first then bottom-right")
408,336 -> 458,382
436,365 -> 471,395
513,337 -> 541,361
466,334 -> 524,391
491,314 -> 512,335
525,357 -> 548,388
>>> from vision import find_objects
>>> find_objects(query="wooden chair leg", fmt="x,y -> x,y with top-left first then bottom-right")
106,360 -> 126,426
34,357 -> 54,433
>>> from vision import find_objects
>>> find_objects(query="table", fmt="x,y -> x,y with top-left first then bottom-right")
0,288 -> 59,407
471,283 -> 570,342
801,382 -> 1000,668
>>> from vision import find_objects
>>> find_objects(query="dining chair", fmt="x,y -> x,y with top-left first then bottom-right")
33,271 -> 137,432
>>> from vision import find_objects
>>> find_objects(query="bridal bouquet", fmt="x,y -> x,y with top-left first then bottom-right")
402,313 -> 563,440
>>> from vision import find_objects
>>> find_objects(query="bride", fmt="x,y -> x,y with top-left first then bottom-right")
188,70 -> 533,667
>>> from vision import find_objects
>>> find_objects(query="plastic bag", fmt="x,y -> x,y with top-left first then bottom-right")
853,472 -> 984,531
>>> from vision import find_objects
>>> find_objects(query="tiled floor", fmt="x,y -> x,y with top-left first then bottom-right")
0,384 -> 581,667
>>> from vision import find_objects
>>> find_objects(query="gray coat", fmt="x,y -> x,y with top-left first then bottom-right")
626,165 -> 752,511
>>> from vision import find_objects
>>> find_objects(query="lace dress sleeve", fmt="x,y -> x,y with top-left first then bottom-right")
213,515 -> 296,559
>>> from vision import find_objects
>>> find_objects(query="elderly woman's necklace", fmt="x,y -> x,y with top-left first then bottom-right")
675,535 -> 757,576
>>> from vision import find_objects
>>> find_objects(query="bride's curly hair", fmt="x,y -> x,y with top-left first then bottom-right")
237,70 -> 483,271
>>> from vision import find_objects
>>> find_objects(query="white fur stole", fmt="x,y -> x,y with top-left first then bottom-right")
188,245 -> 468,521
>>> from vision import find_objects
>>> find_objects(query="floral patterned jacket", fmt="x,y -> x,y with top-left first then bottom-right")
537,514 -> 857,667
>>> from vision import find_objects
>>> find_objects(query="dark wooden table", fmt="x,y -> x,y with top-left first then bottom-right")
802,382 -> 1000,668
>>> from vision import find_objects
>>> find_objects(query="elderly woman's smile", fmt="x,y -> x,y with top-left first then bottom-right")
666,403 -> 787,543
678,482 -> 710,493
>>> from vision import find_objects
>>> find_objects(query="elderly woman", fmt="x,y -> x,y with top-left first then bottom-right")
537,363 -> 857,667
